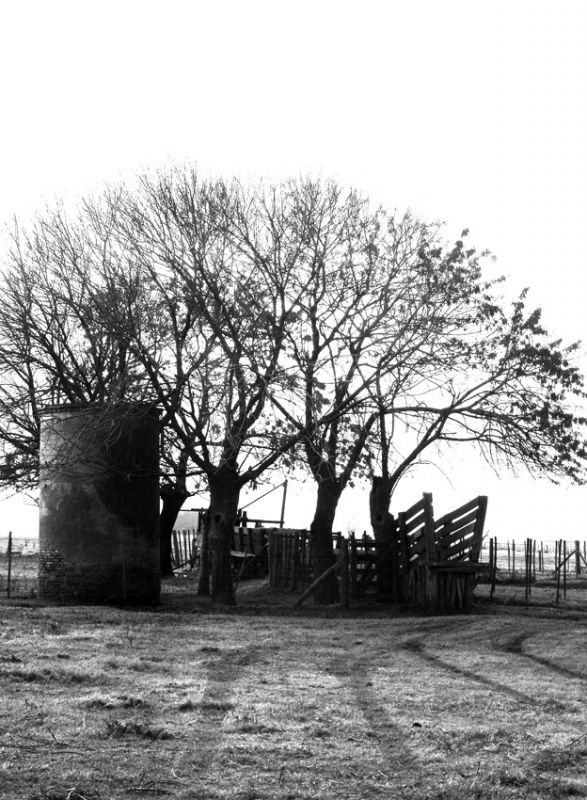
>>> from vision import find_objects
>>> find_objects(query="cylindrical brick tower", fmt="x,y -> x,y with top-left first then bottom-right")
38,403 -> 161,605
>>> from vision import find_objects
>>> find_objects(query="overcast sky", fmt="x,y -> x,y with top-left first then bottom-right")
1,0 -> 586,538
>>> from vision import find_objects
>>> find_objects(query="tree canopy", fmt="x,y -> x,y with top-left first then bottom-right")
0,168 -> 585,604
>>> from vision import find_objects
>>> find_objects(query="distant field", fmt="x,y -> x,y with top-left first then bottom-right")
0,577 -> 586,800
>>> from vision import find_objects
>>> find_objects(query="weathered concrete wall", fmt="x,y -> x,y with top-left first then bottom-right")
38,404 -> 161,605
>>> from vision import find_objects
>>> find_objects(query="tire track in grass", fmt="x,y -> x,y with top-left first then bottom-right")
499,632 -> 587,683
402,637 -> 546,707
170,646 -> 259,781
329,653 -> 421,787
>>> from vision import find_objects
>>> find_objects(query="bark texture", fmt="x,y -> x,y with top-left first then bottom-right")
369,475 -> 399,600
197,511 -> 210,596
159,484 -> 191,577
207,472 -> 240,605
310,479 -> 342,605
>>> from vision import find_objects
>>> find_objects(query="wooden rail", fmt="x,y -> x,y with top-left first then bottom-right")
184,493 -> 489,611
395,494 -> 489,610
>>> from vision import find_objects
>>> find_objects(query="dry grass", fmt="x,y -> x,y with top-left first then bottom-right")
0,576 -> 586,799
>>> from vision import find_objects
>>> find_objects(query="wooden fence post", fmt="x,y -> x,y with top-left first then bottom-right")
554,539 -> 562,605
7,531 -> 12,599
349,532 -> 357,601
575,541 -> 581,577
489,536 -> 497,600
524,538 -> 528,601
294,560 -> 341,607
340,539 -> 349,609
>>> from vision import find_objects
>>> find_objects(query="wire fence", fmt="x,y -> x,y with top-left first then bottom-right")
0,533 -> 39,598
479,538 -> 587,580
3,533 -> 587,603
479,536 -> 587,604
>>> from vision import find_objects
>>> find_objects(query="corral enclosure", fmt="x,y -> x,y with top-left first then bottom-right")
3,532 -> 587,610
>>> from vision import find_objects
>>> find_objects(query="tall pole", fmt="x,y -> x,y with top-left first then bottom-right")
7,531 -> 12,599
279,479 -> 288,528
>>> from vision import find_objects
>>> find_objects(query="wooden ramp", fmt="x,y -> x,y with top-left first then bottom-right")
398,493 -> 489,611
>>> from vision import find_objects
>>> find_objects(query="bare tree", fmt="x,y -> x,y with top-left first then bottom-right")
354,229 -> 587,593
0,206 -> 202,577
368,270 -> 587,536
273,208 -> 496,602
94,172 -> 380,603
0,210 -> 143,493
2,171 -> 584,610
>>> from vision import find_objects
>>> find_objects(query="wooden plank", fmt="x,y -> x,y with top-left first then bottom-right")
423,492 -> 436,563
403,511 -> 426,534
268,530 -> 276,587
405,527 -> 426,546
434,508 -> 479,538
434,496 -> 484,529
294,560 -> 342,607
340,539 -> 349,608
441,522 -> 477,549
172,531 -> 181,568
291,531 -> 299,589
437,520 -> 476,547
429,562 -> 491,572
444,543 -> 475,562
471,496 -> 488,560
443,543 -> 475,564
350,532 -> 358,601
402,497 -> 426,522
407,538 -> 427,558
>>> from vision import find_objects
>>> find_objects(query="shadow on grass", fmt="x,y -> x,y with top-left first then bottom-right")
401,637 -> 554,708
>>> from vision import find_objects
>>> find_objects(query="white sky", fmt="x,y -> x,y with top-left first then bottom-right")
0,0 -> 586,540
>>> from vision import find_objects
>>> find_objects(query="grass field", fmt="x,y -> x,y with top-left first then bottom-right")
1,576 -> 586,800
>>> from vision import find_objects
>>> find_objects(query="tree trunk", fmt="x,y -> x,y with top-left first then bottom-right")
369,475 -> 399,600
159,484 -> 191,577
310,479 -> 342,605
207,473 -> 241,605
197,510 -> 210,596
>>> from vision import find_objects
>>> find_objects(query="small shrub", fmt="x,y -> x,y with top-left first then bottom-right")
119,694 -> 149,708
101,719 -> 174,740
178,699 -> 198,711
198,700 -> 234,713
82,694 -> 148,710
83,696 -> 114,709
29,788 -> 101,800
3,667 -> 90,684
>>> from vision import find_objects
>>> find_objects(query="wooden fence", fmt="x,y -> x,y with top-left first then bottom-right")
222,494 -> 487,609
3,525 -> 586,607
232,494 -> 489,611
170,529 -> 198,570
267,529 -> 312,590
